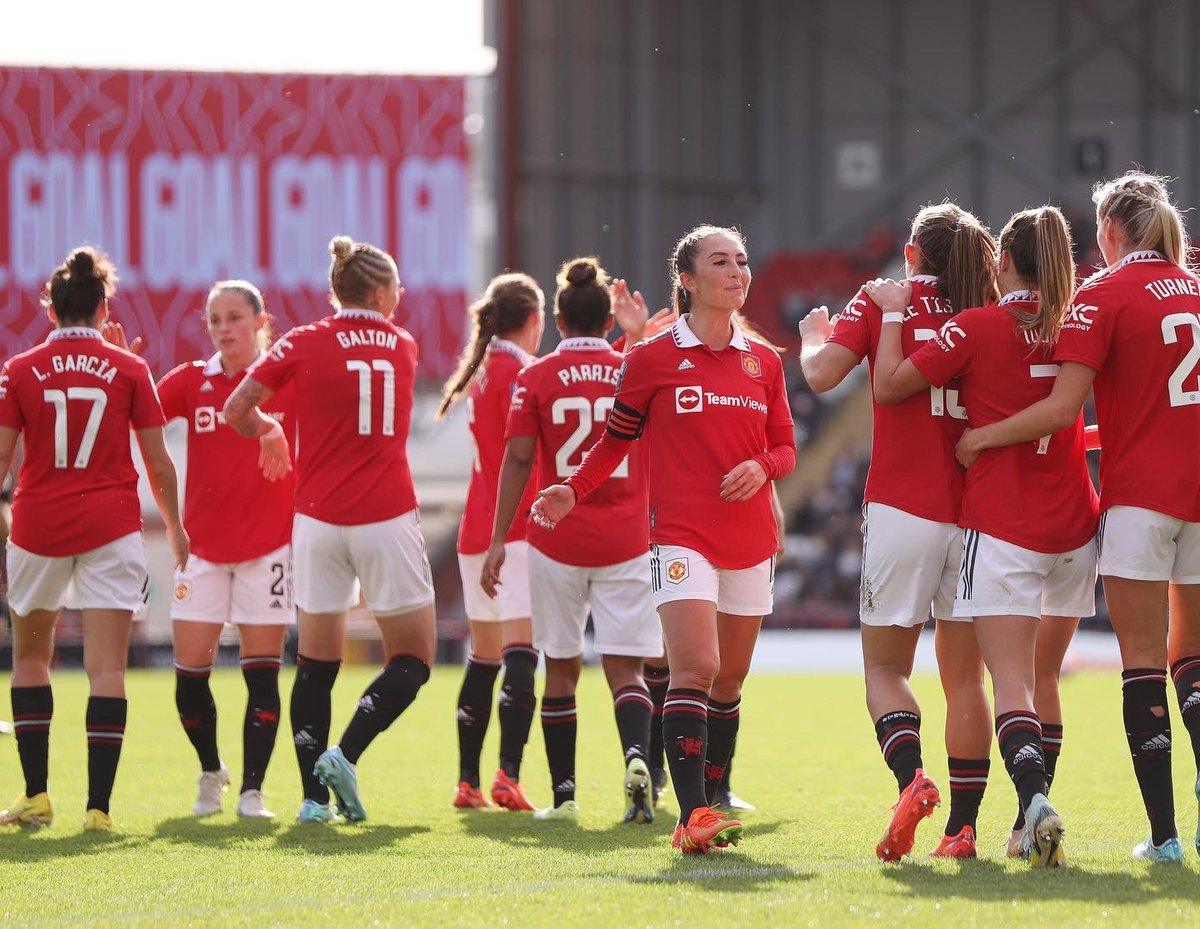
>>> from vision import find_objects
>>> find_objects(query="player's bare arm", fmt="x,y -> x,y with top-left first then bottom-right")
224,376 -> 291,480
135,427 -> 190,569
865,278 -> 928,404
798,306 -> 859,392
480,435 -> 537,597
0,426 -> 18,486
956,362 -> 1096,467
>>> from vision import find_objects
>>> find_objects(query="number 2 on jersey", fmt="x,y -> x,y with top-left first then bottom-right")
43,387 -> 108,468
551,396 -> 629,479
1162,313 -> 1200,407
346,360 -> 395,436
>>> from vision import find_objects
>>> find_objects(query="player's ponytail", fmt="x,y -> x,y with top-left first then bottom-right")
1093,171 -> 1194,273
911,203 -> 999,313
999,206 -> 1075,348
437,272 -> 544,418
44,245 -> 118,326
555,257 -> 611,337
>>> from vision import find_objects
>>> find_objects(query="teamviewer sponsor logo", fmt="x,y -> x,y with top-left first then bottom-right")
675,386 -> 703,414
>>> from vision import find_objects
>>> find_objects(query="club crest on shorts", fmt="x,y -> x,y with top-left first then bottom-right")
741,354 -> 762,378
666,558 -> 689,584
174,581 -> 191,603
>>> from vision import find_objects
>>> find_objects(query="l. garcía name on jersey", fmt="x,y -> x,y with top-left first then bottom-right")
674,385 -> 767,415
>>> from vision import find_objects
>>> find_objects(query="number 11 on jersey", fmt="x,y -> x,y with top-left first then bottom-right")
346,359 -> 395,436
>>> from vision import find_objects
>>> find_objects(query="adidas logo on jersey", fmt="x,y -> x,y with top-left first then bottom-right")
199,381 -> 215,393
1141,734 -> 1172,752
1012,745 -> 1043,766
293,730 -> 318,748
677,359 -> 695,371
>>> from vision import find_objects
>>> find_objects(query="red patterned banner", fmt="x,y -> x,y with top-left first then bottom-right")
0,68 -> 468,378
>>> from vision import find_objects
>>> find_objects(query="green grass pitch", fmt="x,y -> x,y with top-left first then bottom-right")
1,666 -> 1199,927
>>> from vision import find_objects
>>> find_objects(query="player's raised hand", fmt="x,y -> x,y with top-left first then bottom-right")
720,459 -> 767,503
258,419 -> 292,482
863,278 -> 912,315
611,279 -> 650,340
479,542 -> 507,598
797,305 -> 834,343
531,484 -> 577,530
101,320 -> 145,356
642,307 -> 675,341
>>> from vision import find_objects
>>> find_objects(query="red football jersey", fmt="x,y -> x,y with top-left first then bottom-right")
457,340 -> 535,555
159,354 -> 297,563
567,316 -> 795,570
248,310 -> 418,527
0,328 -> 166,556
507,337 -> 648,566
827,276 -> 965,523
1055,250 -> 1200,521
910,293 -> 1099,553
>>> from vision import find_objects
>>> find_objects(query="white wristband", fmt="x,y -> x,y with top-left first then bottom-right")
881,312 -> 905,325
260,419 -> 284,441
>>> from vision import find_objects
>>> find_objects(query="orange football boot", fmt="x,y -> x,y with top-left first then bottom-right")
453,781 -> 493,809
929,824 -> 976,859
681,806 -> 743,853
490,770 -> 535,811
876,769 -> 941,862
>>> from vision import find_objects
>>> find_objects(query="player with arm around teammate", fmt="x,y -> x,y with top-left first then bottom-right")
534,225 -> 796,853
481,257 -> 663,824
0,247 -> 188,831
438,274 -> 544,811
224,236 -> 435,825
156,280 -> 296,819
958,173 -> 1200,863
797,204 -> 997,860
868,206 -> 1097,867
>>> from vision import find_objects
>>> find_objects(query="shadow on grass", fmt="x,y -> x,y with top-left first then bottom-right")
881,858 -> 1200,902
152,814 -> 281,849
628,849 -> 811,893
0,828 -> 147,861
458,809 -> 786,855
274,822 -> 431,855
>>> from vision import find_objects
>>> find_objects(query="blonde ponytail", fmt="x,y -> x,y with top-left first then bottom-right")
1093,171 -> 1193,273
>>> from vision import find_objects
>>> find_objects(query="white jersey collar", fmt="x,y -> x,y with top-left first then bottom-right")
557,337 -> 611,352
487,338 -> 534,364
908,274 -> 939,286
334,308 -> 388,322
671,314 -> 751,352
999,290 -> 1038,306
204,351 -> 264,377
1115,250 -> 1167,270
49,327 -> 102,341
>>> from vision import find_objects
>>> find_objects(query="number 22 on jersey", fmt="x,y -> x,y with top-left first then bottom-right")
551,396 -> 628,479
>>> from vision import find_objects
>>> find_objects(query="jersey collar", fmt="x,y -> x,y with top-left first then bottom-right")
557,337 -> 611,352
488,338 -> 534,364
908,274 -> 939,286
334,308 -> 388,322
999,290 -> 1038,306
671,314 -> 751,352
203,350 -> 264,377
48,327 -> 102,341
1115,249 -> 1167,270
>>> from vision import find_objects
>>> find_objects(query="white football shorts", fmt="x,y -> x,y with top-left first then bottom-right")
529,547 -> 663,659
859,503 -> 961,627
954,529 -> 1097,620
1098,505 -> 1200,584
458,541 -> 531,622
650,544 -> 774,617
292,511 -> 434,615
7,531 -> 149,616
170,544 -> 296,626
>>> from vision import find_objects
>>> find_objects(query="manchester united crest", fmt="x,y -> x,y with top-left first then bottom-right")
741,354 -> 762,377
174,582 -> 191,603
666,559 -> 689,583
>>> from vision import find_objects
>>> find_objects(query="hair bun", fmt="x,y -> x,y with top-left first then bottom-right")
330,236 -> 355,262
565,258 -> 599,287
68,248 -> 96,279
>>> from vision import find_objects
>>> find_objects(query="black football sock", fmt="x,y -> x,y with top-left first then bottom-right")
498,645 -> 538,780
1016,724 -> 1062,830
291,655 -> 340,803
875,710 -> 923,792
175,662 -> 221,772
1123,668 -> 1177,845
704,698 -> 740,805
11,685 -> 52,796
613,684 -> 652,766
1171,656 -> 1200,768
945,757 -> 990,836
996,710 -> 1047,815
456,654 -> 501,788
717,742 -> 736,796
644,662 -> 670,776
541,695 -> 577,806
240,655 -> 282,793
338,655 -> 430,764
85,696 -> 127,814
663,689 -> 709,824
